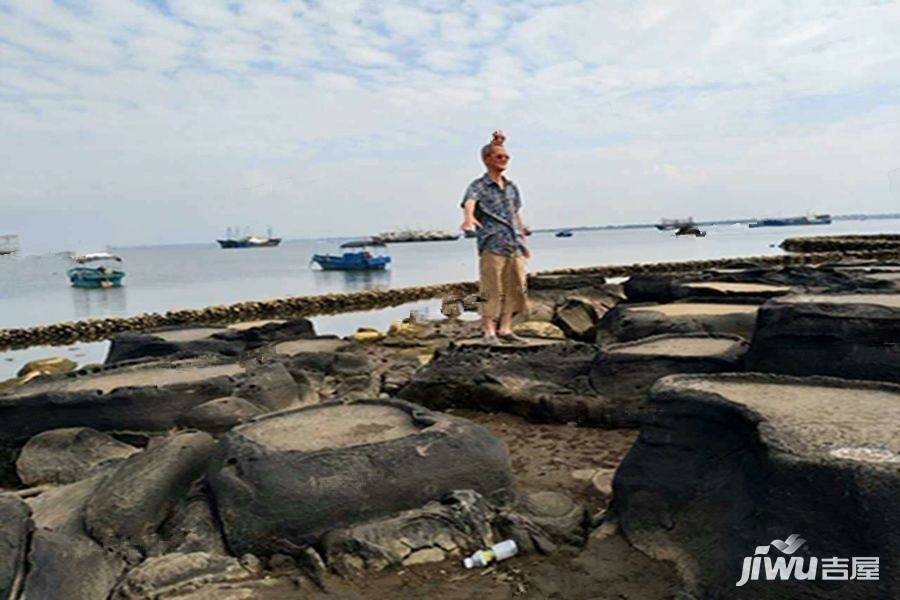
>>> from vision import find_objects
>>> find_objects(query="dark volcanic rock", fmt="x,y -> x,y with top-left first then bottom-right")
273,338 -> 378,400
177,397 -> 264,434
0,495 -> 30,600
623,266 -> 892,304
322,489 -> 585,576
23,475 -> 125,600
111,552 -> 253,599
16,427 -> 139,486
85,431 -> 216,559
596,301 -> 760,345
321,490 -> 498,575
207,399 -> 514,556
105,318 -> 316,364
529,272 -> 606,290
152,482 -> 228,556
746,293 -> 900,383
0,358 -> 299,444
399,341 -> 619,425
613,373 -> 900,599
553,292 -> 622,341
589,334 -> 748,426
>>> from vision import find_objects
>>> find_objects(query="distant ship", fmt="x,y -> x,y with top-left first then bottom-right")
749,214 -> 832,228
0,234 -> 19,256
217,226 -> 281,248
555,229 -> 574,238
376,230 -> 460,243
656,218 -> 694,231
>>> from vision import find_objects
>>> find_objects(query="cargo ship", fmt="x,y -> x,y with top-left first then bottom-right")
217,227 -> 281,248
748,214 -> 831,228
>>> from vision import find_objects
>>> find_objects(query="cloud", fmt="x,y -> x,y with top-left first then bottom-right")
1,0 -> 899,252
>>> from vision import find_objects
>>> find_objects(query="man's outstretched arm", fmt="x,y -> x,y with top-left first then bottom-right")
461,198 -> 482,231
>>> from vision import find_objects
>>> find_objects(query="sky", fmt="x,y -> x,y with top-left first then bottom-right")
2,0 -> 900,252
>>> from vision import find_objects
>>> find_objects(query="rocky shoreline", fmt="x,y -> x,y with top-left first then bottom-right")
1,234 -> 899,599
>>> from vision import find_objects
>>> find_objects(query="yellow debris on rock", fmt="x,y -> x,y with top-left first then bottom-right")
351,328 -> 386,344
512,321 -> 566,339
17,356 -> 78,378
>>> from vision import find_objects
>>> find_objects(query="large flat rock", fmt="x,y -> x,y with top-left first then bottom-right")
207,399 -> 514,556
399,342 -> 623,426
596,301 -> 760,344
0,359 -> 299,444
613,373 -> 900,599
105,318 -> 316,364
623,266 -> 891,304
747,293 -> 900,382
589,334 -> 748,425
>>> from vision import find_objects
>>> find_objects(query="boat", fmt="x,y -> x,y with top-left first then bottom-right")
376,230 -> 460,243
67,253 -> 126,288
656,218 -> 695,231
675,224 -> 706,237
217,227 -> 281,248
0,234 -> 19,256
749,214 -> 832,228
311,239 -> 391,271
555,230 -> 574,238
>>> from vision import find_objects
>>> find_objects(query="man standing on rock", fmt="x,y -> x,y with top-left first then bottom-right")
461,130 -> 530,345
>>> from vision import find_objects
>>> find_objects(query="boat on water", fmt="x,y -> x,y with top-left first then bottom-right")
749,214 -> 832,228
0,234 -> 19,256
656,217 -> 695,231
217,227 -> 281,248
675,224 -> 707,237
311,239 -> 391,271
68,253 -> 126,288
555,230 -> 574,238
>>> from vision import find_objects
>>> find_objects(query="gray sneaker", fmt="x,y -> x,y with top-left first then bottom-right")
498,332 -> 528,344
481,334 -> 502,347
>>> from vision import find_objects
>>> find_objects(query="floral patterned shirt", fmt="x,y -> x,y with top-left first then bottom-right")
461,174 -> 525,256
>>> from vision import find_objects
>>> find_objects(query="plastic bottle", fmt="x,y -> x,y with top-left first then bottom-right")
462,540 -> 518,569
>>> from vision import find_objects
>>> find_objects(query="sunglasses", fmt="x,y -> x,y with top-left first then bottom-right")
493,154 -> 510,159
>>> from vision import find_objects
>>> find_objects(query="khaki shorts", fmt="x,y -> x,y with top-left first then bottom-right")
479,251 -> 527,319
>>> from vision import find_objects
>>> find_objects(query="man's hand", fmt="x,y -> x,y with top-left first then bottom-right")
460,216 -> 482,232
491,130 -> 506,146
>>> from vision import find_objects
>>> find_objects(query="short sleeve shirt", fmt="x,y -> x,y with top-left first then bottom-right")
461,174 -> 525,256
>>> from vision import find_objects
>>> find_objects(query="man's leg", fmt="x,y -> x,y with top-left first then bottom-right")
497,254 -> 528,335
479,252 -> 503,337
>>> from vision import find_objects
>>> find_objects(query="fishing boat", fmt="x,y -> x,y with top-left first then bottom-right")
311,239 -> 391,271
555,229 -> 574,238
675,224 -> 707,237
68,253 -> 126,288
656,217 -> 695,231
748,214 -> 831,228
217,226 -> 281,248
0,234 -> 19,256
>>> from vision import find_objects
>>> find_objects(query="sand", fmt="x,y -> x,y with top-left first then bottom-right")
682,282 -> 790,294
274,338 -> 350,355
777,293 -> 900,308
630,303 -> 759,317
240,404 -> 419,452
614,336 -> 738,357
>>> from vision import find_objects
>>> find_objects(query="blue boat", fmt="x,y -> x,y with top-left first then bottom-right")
67,253 -> 126,288
311,239 -> 391,271
555,229 -> 574,238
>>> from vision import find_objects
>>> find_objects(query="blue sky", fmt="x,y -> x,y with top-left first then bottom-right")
2,0 -> 900,251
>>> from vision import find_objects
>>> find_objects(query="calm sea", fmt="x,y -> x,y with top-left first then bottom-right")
2,219 -> 899,376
